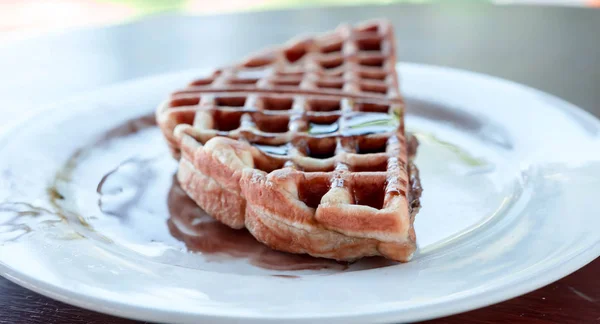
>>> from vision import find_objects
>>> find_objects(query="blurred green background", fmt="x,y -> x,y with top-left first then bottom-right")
105,0 -> 434,16
1,0 -> 595,41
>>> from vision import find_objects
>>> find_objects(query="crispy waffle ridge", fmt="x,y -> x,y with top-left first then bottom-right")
172,20 -> 401,102
156,20 -> 422,262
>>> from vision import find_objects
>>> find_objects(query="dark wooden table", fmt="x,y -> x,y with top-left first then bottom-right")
0,2 -> 598,323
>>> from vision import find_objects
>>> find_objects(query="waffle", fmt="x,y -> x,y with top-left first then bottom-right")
156,20 -> 422,262
172,20 -> 400,101
161,19 -> 402,155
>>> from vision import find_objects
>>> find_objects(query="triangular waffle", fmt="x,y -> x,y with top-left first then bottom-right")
159,20 -> 402,154
156,20 -> 422,262
179,20 -> 401,99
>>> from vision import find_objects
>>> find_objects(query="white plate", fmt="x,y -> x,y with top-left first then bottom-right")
0,63 -> 599,324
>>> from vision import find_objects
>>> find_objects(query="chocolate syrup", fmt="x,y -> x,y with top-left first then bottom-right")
165,177 -> 348,271
271,274 -> 300,279
343,112 -> 397,136
252,143 -> 289,156
55,113 -> 399,273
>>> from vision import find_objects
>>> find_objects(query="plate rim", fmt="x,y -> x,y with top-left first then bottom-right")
0,62 -> 599,324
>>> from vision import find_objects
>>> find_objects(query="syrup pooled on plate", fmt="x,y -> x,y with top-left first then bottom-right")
165,179 -> 348,271
73,114 -> 396,273
52,95 -> 503,274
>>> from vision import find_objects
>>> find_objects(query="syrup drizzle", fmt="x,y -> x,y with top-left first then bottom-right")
343,112 -> 398,136
56,113 -> 398,273
165,178 -> 348,271
94,153 -> 351,271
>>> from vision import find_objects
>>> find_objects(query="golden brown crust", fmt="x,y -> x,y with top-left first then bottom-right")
174,132 -> 421,262
177,158 -> 247,229
157,19 -> 423,262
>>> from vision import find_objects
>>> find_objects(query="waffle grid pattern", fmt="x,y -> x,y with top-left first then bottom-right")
171,92 -> 406,174
156,20 -> 420,262
172,20 -> 401,102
